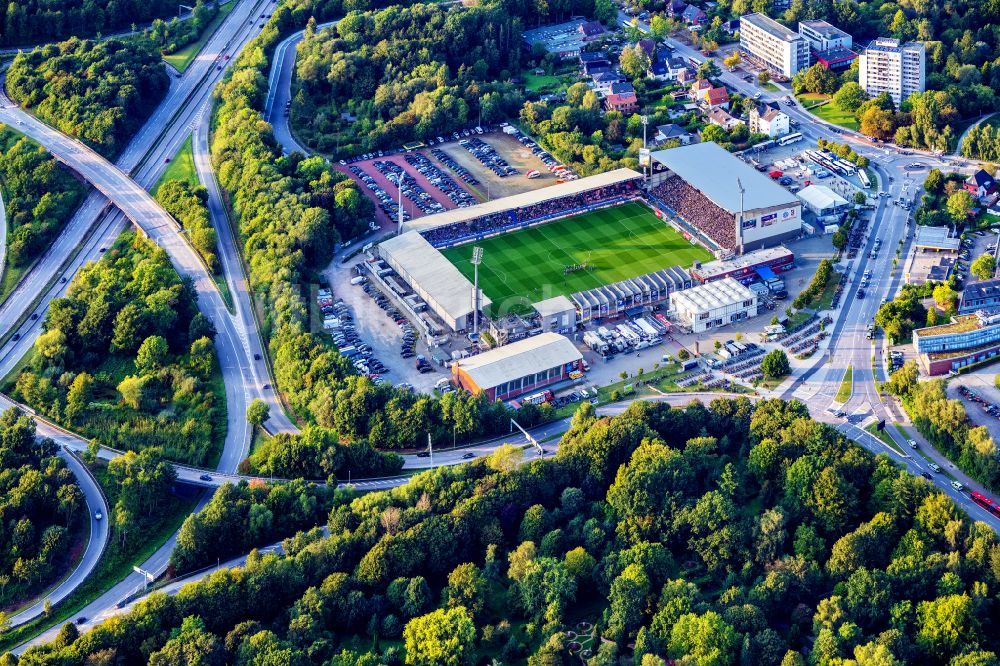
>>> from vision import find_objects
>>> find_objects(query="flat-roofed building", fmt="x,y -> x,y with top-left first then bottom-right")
451,333 -> 583,400
912,310 -> 1000,375
797,184 -> 849,217
533,295 -> 578,331
798,20 -> 852,53
378,232 -> 491,333
670,277 -> 758,332
739,13 -> 809,78
913,225 -> 960,252
689,246 -> 794,283
859,38 -> 925,107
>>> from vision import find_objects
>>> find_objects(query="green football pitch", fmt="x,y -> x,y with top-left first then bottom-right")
441,201 -> 713,312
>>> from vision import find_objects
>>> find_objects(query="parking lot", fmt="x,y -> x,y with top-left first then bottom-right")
948,370 -> 1000,446
321,261 -> 446,393
435,131 -> 565,199
336,127 -> 572,225
961,229 -> 1000,281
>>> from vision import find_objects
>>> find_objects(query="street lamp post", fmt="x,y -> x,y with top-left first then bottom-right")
396,173 -> 404,236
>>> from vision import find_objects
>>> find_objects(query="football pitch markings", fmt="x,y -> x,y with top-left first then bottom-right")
441,201 -> 712,311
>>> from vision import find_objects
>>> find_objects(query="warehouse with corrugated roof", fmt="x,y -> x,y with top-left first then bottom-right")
451,333 -> 583,401
378,231 -> 492,333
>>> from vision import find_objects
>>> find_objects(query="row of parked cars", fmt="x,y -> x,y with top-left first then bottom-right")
459,137 -> 516,177
430,147 -> 481,187
358,273 -> 424,366
958,384 -> 1000,419
403,152 -> 477,208
373,160 -> 445,216
337,127 -> 491,167
348,165 -> 411,223
428,126 -> 487,146
320,288 -> 391,384
504,125 -> 579,180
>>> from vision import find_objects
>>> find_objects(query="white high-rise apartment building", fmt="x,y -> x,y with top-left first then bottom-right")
858,38 -> 925,107
739,13 -> 810,78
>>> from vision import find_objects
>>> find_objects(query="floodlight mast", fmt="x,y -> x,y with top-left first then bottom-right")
471,246 -> 484,335
736,177 -> 746,256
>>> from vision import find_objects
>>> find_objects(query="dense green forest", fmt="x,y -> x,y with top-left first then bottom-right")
0,409 -> 84,610
0,0 -> 210,46
212,2 -> 560,453
0,128 -> 85,271
292,4 -> 526,156
240,424 -> 403,480
11,397 -> 1000,665
9,232 -> 225,466
170,477 -> 340,573
154,179 -> 220,273
147,0 -> 221,57
6,38 -> 170,158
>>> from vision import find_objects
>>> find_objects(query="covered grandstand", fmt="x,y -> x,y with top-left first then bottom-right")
648,142 -> 802,253
378,232 -> 492,333
411,168 -> 643,248
572,266 -> 692,322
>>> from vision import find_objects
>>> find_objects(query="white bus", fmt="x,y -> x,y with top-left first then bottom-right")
778,132 -> 803,146
858,169 -> 871,188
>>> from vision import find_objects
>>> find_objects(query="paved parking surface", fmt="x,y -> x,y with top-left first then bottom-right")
322,259 -> 445,393
948,369 -> 1000,446
436,133 -> 557,199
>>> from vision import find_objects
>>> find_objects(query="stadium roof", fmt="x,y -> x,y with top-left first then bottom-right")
454,333 -> 582,390
650,142 -> 800,215
671,277 -> 756,313
378,232 -> 492,324
406,168 -> 643,234
914,225 -> 960,251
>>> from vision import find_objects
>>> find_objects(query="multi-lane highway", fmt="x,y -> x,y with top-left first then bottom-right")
0,0 -> 288,634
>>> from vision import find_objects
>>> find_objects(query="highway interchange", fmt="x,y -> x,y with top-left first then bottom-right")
3,5 -> 1000,653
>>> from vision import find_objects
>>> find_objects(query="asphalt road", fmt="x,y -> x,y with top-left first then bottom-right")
10,14 -> 1000,654
263,21 -> 337,155
4,445 -> 109,629
0,0 -> 283,636
652,32 -> 1000,526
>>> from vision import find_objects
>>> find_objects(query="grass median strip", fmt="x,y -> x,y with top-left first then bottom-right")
865,422 -> 904,455
162,0 -> 238,73
835,365 -> 853,403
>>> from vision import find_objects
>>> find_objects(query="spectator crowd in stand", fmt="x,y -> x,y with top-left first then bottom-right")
420,180 -> 640,247
650,176 -> 735,250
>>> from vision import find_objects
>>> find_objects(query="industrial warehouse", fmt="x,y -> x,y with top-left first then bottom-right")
451,333 -> 584,400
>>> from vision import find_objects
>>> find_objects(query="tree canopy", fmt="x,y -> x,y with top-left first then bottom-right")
7,37 -> 169,157
11,232 -> 223,465
0,408 -> 83,609
14,397 -> 1000,666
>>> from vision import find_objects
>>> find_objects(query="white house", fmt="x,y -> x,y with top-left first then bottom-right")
749,102 -> 790,138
